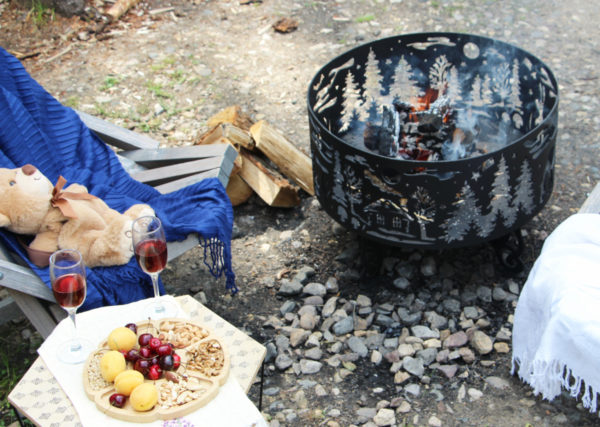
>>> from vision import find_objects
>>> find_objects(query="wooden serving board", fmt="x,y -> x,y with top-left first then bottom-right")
82,318 -> 230,423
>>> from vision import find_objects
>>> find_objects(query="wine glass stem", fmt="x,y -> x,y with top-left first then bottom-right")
150,273 -> 161,298
67,308 -> 81,352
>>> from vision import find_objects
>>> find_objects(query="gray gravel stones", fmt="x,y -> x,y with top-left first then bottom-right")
470,330 -> 494,354
268,262 -> 514,423
299,359 -> 322,374
332,316 -> 354,335
347,336 -> 368,357
277,279 -> 302,296
402,357 -> 425,377
303,282 -> 326,297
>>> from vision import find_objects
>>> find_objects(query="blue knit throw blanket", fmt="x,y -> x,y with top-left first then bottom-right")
0,47 -> 237,311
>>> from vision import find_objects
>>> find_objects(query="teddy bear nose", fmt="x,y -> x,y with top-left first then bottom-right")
21,164 -> 37,176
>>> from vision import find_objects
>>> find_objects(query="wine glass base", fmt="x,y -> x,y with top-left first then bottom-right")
56,337 -> 94,364
141,298 -> 180,320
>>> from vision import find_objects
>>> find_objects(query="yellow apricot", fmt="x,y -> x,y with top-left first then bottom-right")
107,327 -> 137,352
130,383 -> 158,412
99,350 -> 126,382
114,370 -> 144,396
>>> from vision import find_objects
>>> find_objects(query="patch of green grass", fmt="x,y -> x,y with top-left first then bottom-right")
169,69 -> 187,85
100,75 -> 121,91
150,56 -> 177,72
29,0 -> 54,28
146,81 -> 173,99
92,104 -> 130,121
355,13 -> 375,23
430,0 -> 440,7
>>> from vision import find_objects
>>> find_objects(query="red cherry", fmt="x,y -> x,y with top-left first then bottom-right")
109,393 -> 127,408
125,349 -> 140,363
148,364 -> 162,380
134,359 -> 150,376
124,323 -> 137,334
172,353 -> 181,370
149,337 -> 162,351
139,346 -> 152,359
138,333 -> 153,347
157,344 -> 172,356
159,354 -> 174,371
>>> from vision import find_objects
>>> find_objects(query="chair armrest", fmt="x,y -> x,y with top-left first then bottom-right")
76,110 -> 159,151
0,259 -> 55,302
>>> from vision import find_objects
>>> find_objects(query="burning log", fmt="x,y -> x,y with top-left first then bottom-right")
363,88 -> 478,161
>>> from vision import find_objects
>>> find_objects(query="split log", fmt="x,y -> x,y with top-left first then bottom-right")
239,150 -> 300,208
197,123 -> 255,150
249,120 -> 314,196
226,174 -> 254,206
106,0 -> 141,21
207,105 -> 254,131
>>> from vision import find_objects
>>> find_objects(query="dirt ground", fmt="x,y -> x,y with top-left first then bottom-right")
2,0 -> 600,426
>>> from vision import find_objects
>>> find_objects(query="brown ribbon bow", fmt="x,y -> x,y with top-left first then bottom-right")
51,176 -> 98,219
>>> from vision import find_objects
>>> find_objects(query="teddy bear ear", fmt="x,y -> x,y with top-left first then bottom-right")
0,213 -> 10,228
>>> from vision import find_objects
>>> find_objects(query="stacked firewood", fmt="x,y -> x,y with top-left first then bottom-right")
195,106 -> 314,207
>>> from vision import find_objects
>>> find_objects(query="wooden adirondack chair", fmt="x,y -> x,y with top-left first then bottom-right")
0,112 -> 238,338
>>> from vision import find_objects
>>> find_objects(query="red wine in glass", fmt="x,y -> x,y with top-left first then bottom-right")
132,216 -> 178,319
52,273 -> 86,308
49,249 -> 93,364
135,239 -> 167,274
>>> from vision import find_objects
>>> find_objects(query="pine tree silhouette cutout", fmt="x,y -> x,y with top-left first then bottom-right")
361,49 -> 383,121
340,70 -> 361,132
389,56 -> 420,102
446,66 -> 462,103
443,182 -> 482,242
512,159 -> 534,215
510,59 -> 522,111
488,156 -> 514,228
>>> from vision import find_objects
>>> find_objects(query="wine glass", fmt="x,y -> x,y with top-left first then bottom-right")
49,249 -> 93,364
132,215 -> 178,319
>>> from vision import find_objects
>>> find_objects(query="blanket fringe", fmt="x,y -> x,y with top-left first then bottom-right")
512,356 -> 599,414
200,236 -> 238,295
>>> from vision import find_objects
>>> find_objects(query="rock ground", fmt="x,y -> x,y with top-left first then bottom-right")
2,0 -> 600,426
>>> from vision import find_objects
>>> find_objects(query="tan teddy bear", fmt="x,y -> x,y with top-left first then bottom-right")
0,164 -> 155,267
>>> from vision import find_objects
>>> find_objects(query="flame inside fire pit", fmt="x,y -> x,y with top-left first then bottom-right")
308,33 -> 558,248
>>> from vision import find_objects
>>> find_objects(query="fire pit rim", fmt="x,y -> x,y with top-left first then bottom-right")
306,31 -> 559,165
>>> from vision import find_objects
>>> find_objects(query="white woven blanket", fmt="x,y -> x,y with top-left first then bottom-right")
512,213 -> 600,412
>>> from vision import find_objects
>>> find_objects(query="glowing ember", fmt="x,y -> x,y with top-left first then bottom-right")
363,88 -> 478,161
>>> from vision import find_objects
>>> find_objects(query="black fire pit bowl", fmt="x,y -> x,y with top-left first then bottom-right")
308,32 -> 558,249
